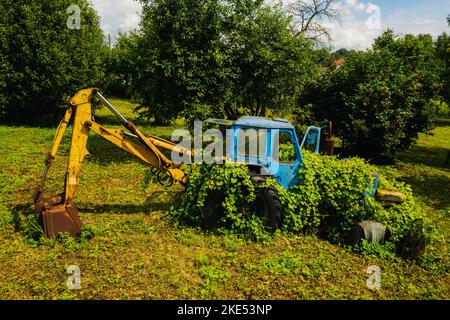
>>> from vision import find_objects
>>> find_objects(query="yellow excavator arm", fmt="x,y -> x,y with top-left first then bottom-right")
33,88 -> 191,238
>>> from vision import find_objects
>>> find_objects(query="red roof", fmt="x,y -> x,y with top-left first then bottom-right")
332,59 -> 345,68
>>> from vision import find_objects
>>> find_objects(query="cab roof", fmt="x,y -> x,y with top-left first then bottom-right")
233,116 -> 295,130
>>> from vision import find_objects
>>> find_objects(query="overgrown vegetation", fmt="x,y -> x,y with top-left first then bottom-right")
0,1 -> 449,300
0,98 -> 448,299
170,151 -> 432,261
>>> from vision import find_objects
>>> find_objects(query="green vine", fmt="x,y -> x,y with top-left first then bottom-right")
170,151 -> 434,259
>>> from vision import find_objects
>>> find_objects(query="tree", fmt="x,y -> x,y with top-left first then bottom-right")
0,0 -> 106,123
133,0 -> 316,124
224,3 -> 316,118
435,17 -> 450,104
132,0 -> 234,124
331,48 -> 355,60
103,31 -> 141,99
288,0 -> 339,46
300,30 -> 442,163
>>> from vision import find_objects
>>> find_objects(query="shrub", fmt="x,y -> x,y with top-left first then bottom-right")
300,31 -> 442,163
169,163 -> 271,241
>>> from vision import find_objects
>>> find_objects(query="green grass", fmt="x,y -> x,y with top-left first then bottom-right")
0,98 -> 448,300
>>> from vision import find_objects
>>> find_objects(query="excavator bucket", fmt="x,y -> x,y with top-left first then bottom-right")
34,194 -> 83,238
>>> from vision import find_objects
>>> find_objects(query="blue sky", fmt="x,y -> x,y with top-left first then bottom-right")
91,0 -> 450,50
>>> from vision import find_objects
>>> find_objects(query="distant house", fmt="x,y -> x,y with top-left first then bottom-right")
332,59 -> 345,69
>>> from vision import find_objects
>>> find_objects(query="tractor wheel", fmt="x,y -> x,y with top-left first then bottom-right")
254,187 -> 283,231
201,190 -> 225,229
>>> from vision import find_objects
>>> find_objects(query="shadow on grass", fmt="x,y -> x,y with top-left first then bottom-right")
434,118 -> 450,128
87,134 -> 139,165
397,145 -> 450,169
9,195 -> 172,236
10,203 -> 36,233
397,173 -> 450,210
77,193 -> 173,215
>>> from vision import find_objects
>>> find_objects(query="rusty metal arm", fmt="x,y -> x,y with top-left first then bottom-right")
94,91 -> 193,170
33,88 -> 191,238
33,107 -> 73,203
87,122 -> 188,185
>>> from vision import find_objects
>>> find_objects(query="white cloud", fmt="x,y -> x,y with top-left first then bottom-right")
325,20 -> 381,50
346,0 -> 366,12
384,6 -> 448,39
326,0 -> 383,50
89,0 -> 450,50
414,18 -> 435,26
91,0 -> 141,41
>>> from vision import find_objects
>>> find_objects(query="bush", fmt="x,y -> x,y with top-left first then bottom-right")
433,99 -> 450,117
300,31 -> 442,163
269,151 -> 428,256
0,0 -> 106,123
171,151 -> 431,258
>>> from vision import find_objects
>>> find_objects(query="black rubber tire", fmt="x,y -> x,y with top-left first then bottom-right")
254,187 -> 283,231
201,190 -> 225,229
201,187 -> 283,231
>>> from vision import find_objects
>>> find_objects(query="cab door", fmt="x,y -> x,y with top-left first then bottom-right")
269,129 -> 302,190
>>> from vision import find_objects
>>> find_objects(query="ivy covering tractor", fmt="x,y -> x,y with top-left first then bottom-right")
33,88 -> 403,240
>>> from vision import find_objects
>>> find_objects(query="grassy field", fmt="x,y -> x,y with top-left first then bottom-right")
0,98 -> 449,300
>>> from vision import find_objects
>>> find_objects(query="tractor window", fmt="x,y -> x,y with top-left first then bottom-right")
273,132 -> 297,163
237,128 -> 267,157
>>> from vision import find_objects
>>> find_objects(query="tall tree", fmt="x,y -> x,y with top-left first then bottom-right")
134,0 -> 235,124
0,0 -> 106,123
435,17 -> 450,104
103,31 -> 141,99
288,0 -> 339,46
226,4 -> 315,118
133,0 -> 316,124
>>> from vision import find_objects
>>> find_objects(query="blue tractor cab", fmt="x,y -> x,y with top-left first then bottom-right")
208,116 -> 321,190
204,116 -> 405,241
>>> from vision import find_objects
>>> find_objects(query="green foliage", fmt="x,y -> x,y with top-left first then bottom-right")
170,163 -> 272,241
434,29 -> 450,104
269,151 -> 429,257
224,3 -> 316,118
171,151 -> 431,258
263,252 -> 303,276
0,0 -> 106,123
301,30 -> 442,162
432,99 -> 449,117
351,240 -> 397,260
103,31 -> 140,99
130,0 -> 316,124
